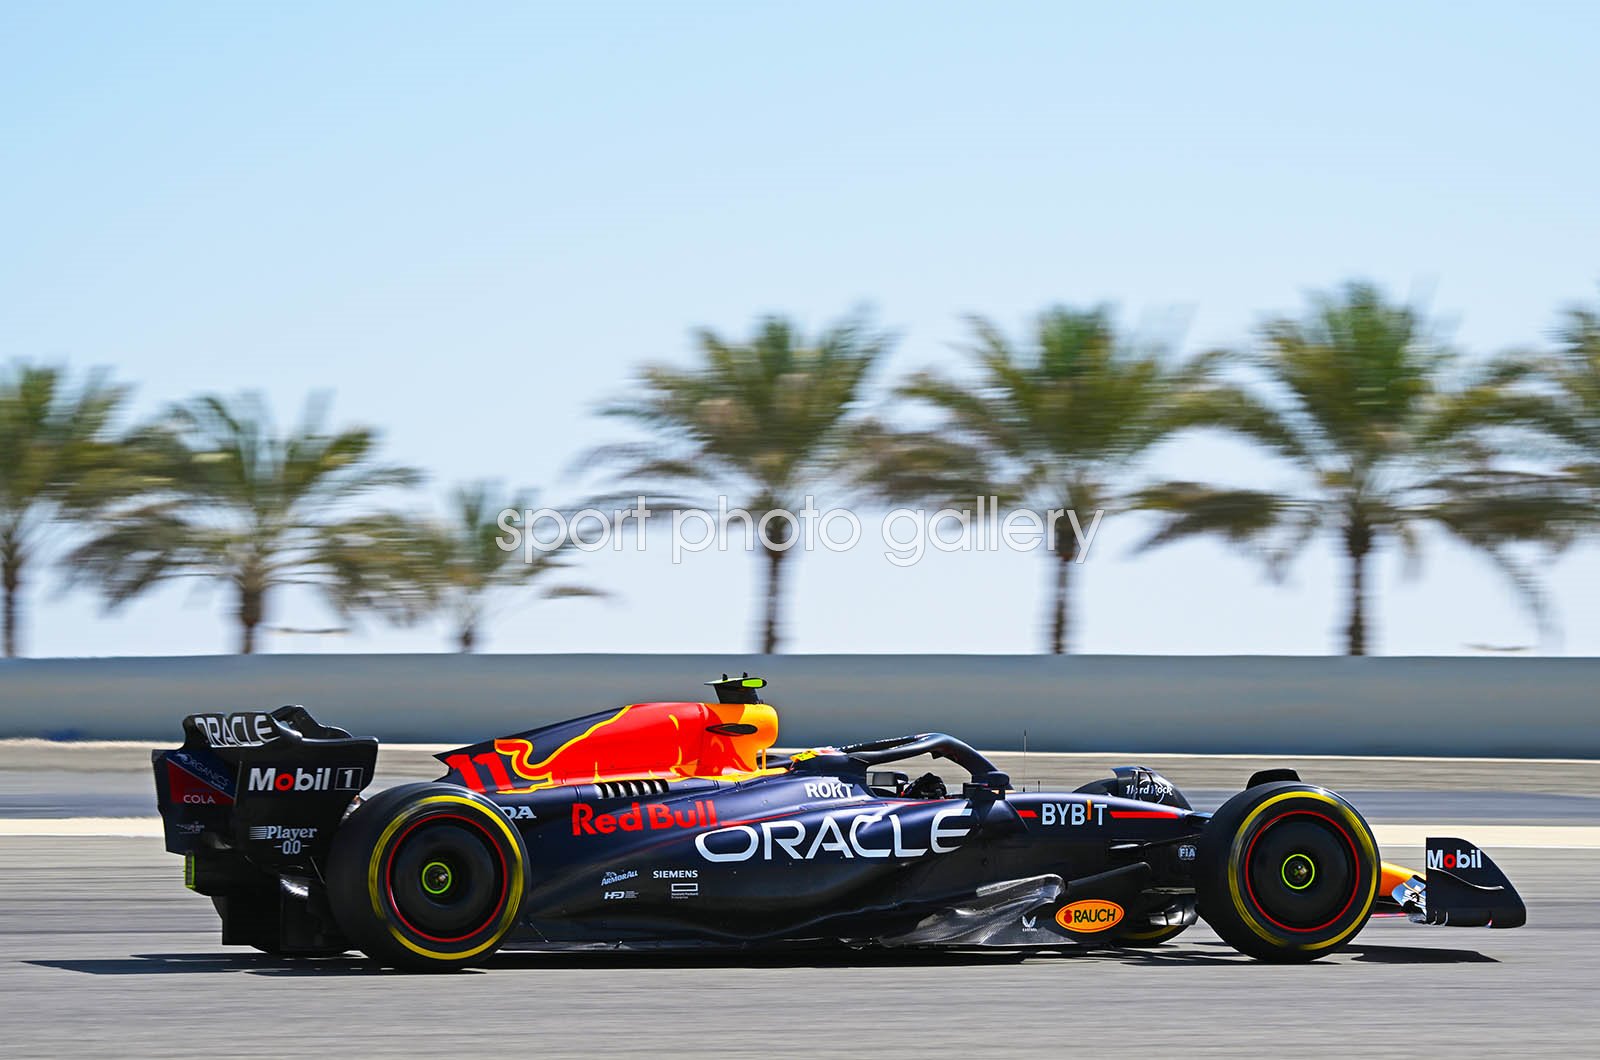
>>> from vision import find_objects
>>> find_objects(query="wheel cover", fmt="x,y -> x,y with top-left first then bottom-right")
1243,810 -> 1360,933
384,814 -> 507,944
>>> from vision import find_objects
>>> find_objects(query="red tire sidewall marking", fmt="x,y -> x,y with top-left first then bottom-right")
1242,808 -> 1362,934
383,812 -> 509,944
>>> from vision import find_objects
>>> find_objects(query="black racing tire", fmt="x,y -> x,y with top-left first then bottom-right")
1196,782 -> 1379,962
326,783 -> 528,972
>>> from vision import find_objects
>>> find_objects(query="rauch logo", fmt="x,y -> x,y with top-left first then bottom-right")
1055,899 -> 1124,933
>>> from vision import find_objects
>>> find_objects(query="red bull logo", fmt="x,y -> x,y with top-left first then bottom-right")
571,800 -> 718,835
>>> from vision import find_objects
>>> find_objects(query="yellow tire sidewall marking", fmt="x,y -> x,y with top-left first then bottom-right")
1225,790 -> 1378,951
365,793 -> 526,962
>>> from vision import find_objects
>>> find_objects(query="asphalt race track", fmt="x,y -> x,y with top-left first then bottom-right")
2,747 -> 1596,1058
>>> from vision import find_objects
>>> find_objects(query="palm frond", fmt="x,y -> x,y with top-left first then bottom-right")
1132,482 -> 1299,551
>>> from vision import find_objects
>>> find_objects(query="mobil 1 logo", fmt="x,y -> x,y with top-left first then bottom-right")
246,764 -> 365,795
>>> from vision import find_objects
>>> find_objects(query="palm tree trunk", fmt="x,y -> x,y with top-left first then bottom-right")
237,585 -> 263,655
2,556 -> 18,659
1049,550 -> 1071,654
1343,522 -> 1373,656
1048,514 -> 1081,655
757,511 -> 796,654
760,543 -> 785,654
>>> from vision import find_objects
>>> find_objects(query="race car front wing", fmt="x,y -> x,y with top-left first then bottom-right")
1390,836 -> 1527,928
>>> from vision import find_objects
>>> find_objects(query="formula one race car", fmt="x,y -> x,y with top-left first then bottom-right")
153,677 -> 1525,970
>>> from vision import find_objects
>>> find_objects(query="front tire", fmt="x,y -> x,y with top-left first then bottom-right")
1196,782 -> 1379,962
326,783 -> 528,972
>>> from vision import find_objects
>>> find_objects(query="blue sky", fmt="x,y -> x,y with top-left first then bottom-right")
2,2 -> 1597,656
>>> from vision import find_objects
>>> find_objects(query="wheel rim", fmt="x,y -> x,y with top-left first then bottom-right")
385,815 -> 507,944
1244,811 -> 1359,933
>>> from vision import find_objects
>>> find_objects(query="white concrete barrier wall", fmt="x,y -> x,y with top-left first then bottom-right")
1,654 -> 1595,756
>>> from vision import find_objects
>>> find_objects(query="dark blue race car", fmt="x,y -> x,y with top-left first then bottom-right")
154,676 -> 1525,970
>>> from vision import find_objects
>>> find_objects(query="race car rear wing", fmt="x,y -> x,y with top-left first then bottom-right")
152,705 -> 377,884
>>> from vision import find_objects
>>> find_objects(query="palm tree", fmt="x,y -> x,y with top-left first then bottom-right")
1493,298 -> 1600,497
334,483 -> 604,651
585,313 -> 889,653
67,393 -> 419,653
1135,282 -> 1584,655
0,363 -> 131,657
851,306 -> 1227,653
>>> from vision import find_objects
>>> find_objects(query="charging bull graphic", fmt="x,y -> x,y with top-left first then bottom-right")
438,701 -> 781,793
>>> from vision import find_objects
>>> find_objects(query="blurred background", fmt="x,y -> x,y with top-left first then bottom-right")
3,1 -> 1598,659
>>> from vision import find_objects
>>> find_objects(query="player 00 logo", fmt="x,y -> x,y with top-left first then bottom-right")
247,824 -> 318,856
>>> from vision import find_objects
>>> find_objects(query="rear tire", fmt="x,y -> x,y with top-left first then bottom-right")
1196,782 -> 1379,962
326,783 -> 528,972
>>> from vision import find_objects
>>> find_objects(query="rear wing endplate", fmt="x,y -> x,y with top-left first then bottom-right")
152,705 -> 377,875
